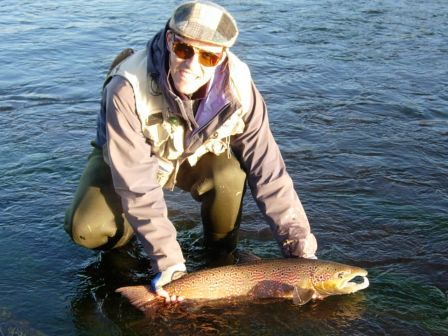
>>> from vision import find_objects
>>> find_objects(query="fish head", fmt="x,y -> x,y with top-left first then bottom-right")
309,261 -> 369,297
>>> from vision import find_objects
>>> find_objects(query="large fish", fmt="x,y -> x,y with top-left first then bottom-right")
116,259 -> 369,311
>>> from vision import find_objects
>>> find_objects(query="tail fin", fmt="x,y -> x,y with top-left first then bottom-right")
116,285 -> 157,311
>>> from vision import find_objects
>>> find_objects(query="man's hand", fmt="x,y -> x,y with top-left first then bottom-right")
150,263 -> 187,303
282,233 -> 318,259
299,233 -> 318,259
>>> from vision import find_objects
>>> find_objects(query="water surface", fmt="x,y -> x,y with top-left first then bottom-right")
0,0 -> 447,335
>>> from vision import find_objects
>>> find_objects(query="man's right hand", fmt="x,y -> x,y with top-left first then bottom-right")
150,263 -> 187,303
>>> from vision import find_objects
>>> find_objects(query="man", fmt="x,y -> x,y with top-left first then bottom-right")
65,0 -> 317,302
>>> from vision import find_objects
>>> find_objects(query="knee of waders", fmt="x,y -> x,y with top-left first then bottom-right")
70,216 -> 109,249
213,154 -> 246,189
68,208 -> 133,250
63,198 -> 105,249
192,153 -> 246,200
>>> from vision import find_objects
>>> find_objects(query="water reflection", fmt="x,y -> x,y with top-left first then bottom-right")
119,294 -> 367,336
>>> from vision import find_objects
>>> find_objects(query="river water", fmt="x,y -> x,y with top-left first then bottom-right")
0,0 -> 447,335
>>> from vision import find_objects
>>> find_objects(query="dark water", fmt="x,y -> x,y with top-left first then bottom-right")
1,0 -> 447,335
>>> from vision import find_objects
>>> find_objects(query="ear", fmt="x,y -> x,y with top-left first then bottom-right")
217,49 -> 228,66
166,30 -> 174,51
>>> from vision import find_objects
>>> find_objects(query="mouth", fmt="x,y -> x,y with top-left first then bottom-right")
339,274 -> 369,293
178,70 -> 198,80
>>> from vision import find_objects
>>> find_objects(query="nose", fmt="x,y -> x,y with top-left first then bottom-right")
183,52 -> 201,69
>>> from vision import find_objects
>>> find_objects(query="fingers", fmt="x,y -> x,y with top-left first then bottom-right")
156,288 -> 184,304
156,288 -> 169,301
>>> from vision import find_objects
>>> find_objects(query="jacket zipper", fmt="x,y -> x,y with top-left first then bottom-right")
186,102 -> 232,149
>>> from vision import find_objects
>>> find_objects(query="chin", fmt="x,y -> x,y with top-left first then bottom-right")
176,83 -> 201,96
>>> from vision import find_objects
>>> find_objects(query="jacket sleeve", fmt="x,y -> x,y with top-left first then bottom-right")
104,76 -> 185,272
232,83 -> 317,258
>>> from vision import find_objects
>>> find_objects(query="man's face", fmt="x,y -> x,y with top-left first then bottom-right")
166,31 -> 225,95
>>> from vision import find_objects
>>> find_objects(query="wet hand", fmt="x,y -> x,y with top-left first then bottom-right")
150,263 -> 187,304
155,287 -> 184,304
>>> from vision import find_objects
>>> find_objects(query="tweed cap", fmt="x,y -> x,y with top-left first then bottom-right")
169,1 -> 238,48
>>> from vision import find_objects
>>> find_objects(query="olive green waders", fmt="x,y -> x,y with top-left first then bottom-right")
64,145 -> 246,255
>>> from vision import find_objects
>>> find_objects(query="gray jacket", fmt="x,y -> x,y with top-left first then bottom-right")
96,28 -> 317,272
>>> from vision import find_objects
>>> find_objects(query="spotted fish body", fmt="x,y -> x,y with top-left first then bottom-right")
116,259 -> 369,311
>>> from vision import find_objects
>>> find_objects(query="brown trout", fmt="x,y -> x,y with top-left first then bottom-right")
116,259 -> 369,311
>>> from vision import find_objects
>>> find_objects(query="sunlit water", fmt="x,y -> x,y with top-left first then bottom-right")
0,0 -> 447,335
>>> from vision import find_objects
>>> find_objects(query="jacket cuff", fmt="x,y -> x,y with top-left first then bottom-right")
150,263 -> 187,291
281,233 -> 317,258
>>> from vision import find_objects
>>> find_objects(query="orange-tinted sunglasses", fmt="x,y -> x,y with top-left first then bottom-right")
171,36 -> 224,67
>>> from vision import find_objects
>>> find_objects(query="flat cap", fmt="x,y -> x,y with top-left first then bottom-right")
169,1 -> 238,48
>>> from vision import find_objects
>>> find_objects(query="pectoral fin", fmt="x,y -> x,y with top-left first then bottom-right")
292,286 -> 315,305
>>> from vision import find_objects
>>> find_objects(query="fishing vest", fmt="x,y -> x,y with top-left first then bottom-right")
106,49 -> 252,189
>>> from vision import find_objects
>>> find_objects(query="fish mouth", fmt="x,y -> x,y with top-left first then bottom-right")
314,270 -> 369,297
338,273 -> 369,294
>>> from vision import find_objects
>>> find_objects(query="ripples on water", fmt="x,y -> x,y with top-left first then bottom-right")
0,0 -> 447,335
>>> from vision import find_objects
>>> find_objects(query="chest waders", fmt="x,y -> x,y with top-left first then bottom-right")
176,151 -> 247,264
64,142 -> 246,262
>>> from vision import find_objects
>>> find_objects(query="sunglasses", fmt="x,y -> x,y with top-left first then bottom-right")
171,36 -> 224,67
